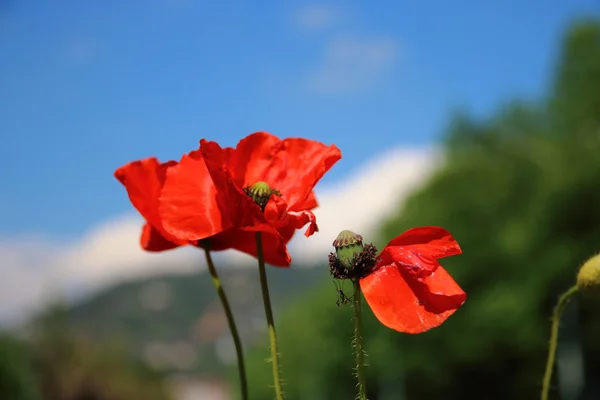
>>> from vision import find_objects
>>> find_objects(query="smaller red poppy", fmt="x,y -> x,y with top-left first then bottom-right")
359,226 -> 465,334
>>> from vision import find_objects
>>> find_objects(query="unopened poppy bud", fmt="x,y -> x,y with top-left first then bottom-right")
243,181 -> 281,211
333,230 -> 364,270
577,253 -> 600,297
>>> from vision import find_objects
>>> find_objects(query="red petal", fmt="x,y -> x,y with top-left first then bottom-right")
199,139 -> 286,231
360,263 -> 466,334
114,158 -> 165,227
208,227 -> 293,267
114,158 -> 185,247
261,137 -> 341,211
263,195 -> 289,228
385,226 -> 462,260
197,133 -> 330,263
300,191 -> 319,211
378,246 -> 440,280
140,223 -> 182,252
287,210 -> 318,237
203,132 -> 280,188
201,133 -> 341,212
264,197 -> 317,237
159,154 -> 234,241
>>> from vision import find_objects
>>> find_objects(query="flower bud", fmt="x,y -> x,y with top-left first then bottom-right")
333,230 -> 364,270
243,181 -> 281,211
577,253 -> 600,297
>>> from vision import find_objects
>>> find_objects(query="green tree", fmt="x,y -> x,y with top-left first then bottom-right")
244,18 -> 600,400
550,19 -> 600,141
0,334 -> 40,400
29,303 -> 174,400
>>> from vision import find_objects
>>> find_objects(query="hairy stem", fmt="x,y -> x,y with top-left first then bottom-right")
353,279 -> 367,400
203,245 -> 248,400
255,232 -> 285,400
541,284 -> 579,400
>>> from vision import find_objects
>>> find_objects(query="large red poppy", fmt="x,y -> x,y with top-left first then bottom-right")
360,226 -> 465,333
159,131 -> 342,267
114,153 -> 233,252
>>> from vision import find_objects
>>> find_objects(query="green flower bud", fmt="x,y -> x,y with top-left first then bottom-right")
333,230 -> 364,270
577,253 -> 600,297
243,181 -> 281,211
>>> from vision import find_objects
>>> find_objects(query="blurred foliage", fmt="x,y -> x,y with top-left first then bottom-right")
30,303 -> 173,400
0,264 -> 326,399
551,18 -> 600,139
243,18 -> 600,400
0,304 -> 173,400
67,267 -> 325,376
0,334 -> 40,400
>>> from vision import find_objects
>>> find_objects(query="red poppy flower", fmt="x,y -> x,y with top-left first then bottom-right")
159,131 -> 342,267
114,153 -> 234,253
360,226 -> 465,334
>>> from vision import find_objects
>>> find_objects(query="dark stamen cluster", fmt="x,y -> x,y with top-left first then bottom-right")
329,243 -> 378,280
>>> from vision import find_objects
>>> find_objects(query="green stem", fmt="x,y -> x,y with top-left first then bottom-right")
353,279 -> 367,400
255,232 -> 285,400
202,245 -> 248,400
541,284 -> 579,400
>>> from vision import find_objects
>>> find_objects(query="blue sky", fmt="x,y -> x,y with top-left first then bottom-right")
1,0 -> 599,238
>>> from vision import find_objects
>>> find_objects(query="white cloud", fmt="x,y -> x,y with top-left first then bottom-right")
291,146 -> 441,264
305,35 -> 399,94
293,4 -> 341,32
0,147 -> 440,327
0,237 -> 61,326
54,215 -> 199,295
0,216 -> 199,326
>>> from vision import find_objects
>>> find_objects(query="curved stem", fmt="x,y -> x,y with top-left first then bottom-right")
202,245 -> 248,400
353,279 -> 367,400
255,232 -> 285,400
541,284 -> 579,400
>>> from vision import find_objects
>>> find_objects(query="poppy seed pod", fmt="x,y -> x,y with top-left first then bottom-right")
577,253 -> 600,297
243,181 -> 281,211
333,230 -> 364,270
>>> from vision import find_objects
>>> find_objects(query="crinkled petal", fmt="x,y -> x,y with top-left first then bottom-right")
204,132 -> 280,188
199,140 -> 283,231
208,227 -> 293,267
114,158 -> 168,227
201,133 -> 341,212
140,223 -> 182,252
159,154 -> 234,241
378,246 -> 440,280
114,158 -> 186,248
261,137 -> 341,211
263,195 -> 289,228
287,210 -> 318,237
300,190 -> 319,211
385,226 -> 462,260
360,263 -> 466,334
264,196 -> 317,237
